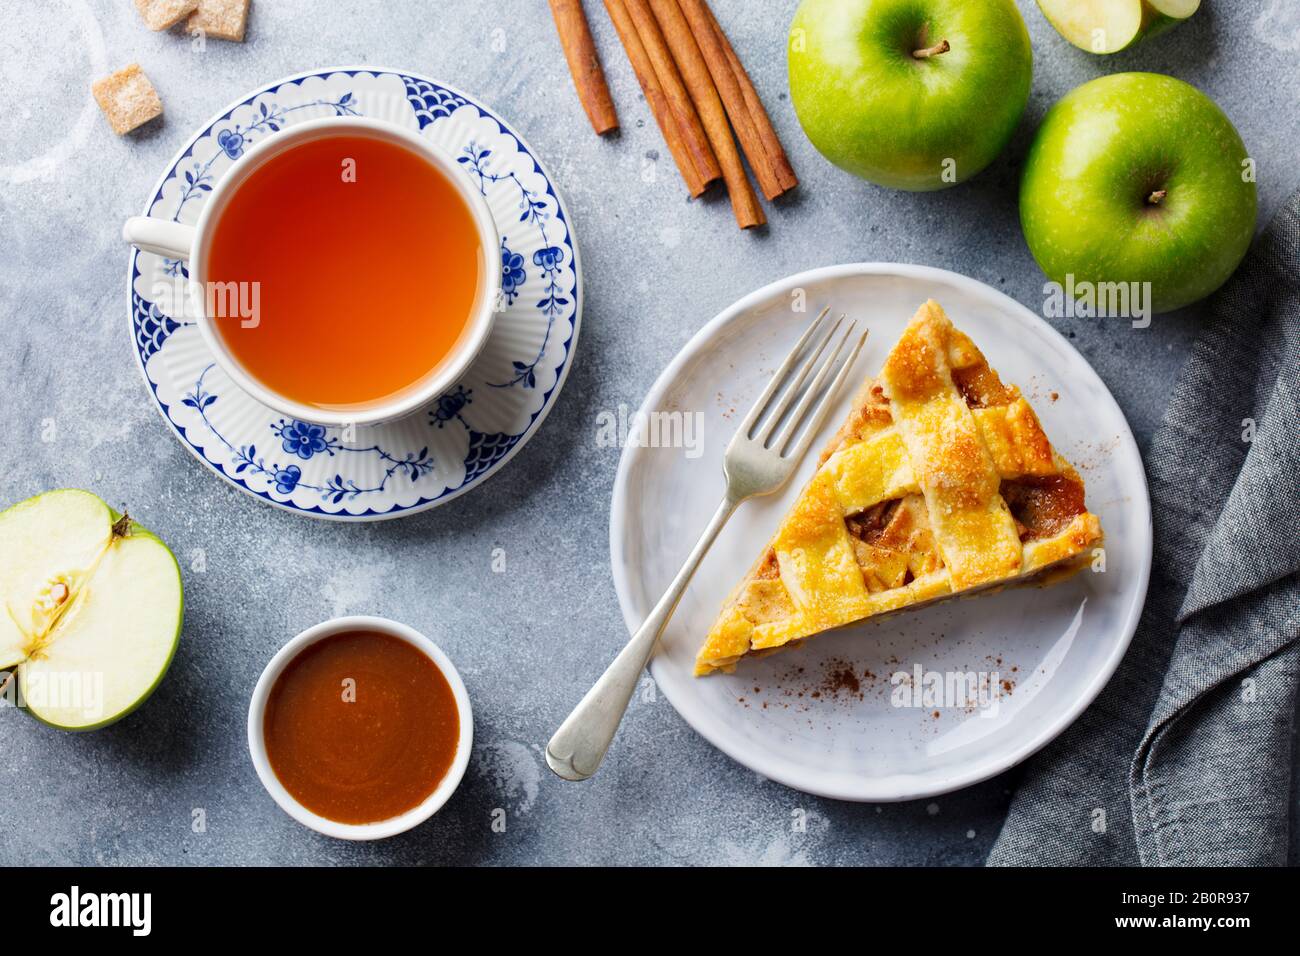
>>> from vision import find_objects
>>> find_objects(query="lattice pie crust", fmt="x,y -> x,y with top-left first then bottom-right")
695,300 -> 1103,675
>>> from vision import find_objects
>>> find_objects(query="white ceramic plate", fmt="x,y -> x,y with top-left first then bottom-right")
610,264 -> 1152,801
128,67 -> 580,520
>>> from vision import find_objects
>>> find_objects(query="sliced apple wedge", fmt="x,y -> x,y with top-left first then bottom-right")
0,489 -> 182,730
1037,0 -> 1199,54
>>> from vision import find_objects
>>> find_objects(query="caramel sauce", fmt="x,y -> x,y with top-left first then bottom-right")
263,630 -> 460,824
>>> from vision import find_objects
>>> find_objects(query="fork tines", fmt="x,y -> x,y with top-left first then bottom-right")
742,307 -> 868,459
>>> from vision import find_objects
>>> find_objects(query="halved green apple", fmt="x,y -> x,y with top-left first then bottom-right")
1037,0 -> 1199,54
0,489 -> 182,730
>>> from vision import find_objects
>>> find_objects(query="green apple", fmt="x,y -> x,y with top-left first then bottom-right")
1020,73 -> 1257,316
788,0 -> 1032,191
0,489 -> 182,730
1037,0 -> 1199,55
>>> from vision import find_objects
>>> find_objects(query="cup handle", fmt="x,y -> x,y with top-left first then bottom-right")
122,216 -> 195,260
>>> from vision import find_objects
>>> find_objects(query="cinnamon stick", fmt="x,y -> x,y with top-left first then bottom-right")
604,0 -> 707,196
700,0 -> 798,195
623,0 -> 721,192
549,0 -> 620,135
647,0 -> 765,229
677,0 -> 782,201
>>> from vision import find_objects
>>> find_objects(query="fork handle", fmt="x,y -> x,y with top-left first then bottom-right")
545,496 -> 738,781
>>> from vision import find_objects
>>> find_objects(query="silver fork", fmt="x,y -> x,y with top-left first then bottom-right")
545,307 -> 868,781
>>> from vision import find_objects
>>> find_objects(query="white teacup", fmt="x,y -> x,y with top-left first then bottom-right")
123,116 -> 501,427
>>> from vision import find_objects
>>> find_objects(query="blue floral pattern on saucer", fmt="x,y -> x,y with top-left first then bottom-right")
128,68 -> 581,520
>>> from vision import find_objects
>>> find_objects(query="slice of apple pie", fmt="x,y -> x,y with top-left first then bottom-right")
695,300 -> 1103,675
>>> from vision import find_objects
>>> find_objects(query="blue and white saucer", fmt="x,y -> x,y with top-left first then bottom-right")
128,67 -> 581,520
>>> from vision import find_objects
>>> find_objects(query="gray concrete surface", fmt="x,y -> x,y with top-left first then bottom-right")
1,0 -> 1297,865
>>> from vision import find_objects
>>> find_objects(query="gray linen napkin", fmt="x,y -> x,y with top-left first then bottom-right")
988,189 -> 1300,866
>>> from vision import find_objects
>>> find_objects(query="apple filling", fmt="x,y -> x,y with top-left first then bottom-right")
843,496 -> 941,592
755,549 -> 780,580
952,364 -> 1016,409
1000,475 -> 1087,541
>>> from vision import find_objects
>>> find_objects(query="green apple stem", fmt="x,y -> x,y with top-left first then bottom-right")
1147,189 -> 1168,205
912,39 -> 950,59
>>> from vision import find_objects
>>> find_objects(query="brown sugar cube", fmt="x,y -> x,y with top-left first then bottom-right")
92,64 -> 163,135
133,0 -> 199,30
186,0 -> 249,41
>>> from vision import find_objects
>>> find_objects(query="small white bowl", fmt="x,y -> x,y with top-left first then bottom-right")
247,615 -> 473,840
